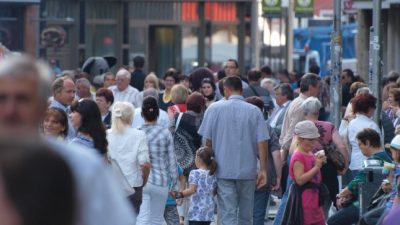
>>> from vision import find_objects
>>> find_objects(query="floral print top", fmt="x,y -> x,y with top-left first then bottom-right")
188,169 -> 217,221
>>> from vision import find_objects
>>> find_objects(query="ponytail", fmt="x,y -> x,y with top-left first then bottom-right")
196,146 -> 218,176
209,157 -> 217,176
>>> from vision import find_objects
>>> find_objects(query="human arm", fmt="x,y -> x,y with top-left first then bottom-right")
332,129 -> 349,174
271,150 -> 282,191
292,155 -> 326,186
257,140 -> 268,189
171,184 -> 197,199
166,133 -> 179,190
175,174 -> 187,205
204,139 -> 212,149
137,133 -> 151,186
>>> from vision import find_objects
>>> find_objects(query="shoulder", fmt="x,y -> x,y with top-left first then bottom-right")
128,86 -> 139,93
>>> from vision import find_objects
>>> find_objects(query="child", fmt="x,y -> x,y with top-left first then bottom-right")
164,164 -> 186,225
287,121 -> 327,225
172,147 -> 217,225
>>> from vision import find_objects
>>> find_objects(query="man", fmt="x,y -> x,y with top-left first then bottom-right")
131,88 -> 169,129
215,59 -> 249,100
268,83 -> 293,138
0,56 -> 135,225
341,69 -> 355,112
75,77 -> 94,100
198,76 -> 269,225
109,69 -> 142,108
243,69 -> 274,117
130,56 -> 146,92
103,72 -> 115,88
49,76 -> 76,139
273,73 -> 321,225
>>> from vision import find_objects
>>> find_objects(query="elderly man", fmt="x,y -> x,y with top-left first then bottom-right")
49,76 -> 76,139
0,56 -> 135,225
75,77 -> 94,100
268,83 -> 294,138
109,69 -> 142,108
199,76 -> 269,225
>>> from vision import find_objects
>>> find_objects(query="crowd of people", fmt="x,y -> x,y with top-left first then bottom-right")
1,54 -> 400,225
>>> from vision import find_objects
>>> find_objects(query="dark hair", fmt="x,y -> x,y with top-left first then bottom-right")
43,108 -> 69,137
343,69 -> 355,82
260,65 -> 272,75
356,128 -> 381,148
70,99 -> 108,155
278,69 -> 290,79
352,93 -> 377,114
189,67 -> 214,92
178,74 -> 189,82
141,96 -> 160,122
201,78 -> 216,93
196,147 -> 217,175
0,138 -> 75,225
246,96 -> 264,110
226,59 -> 239,68
133,56 -> 145,68
247,69 -> 262,82
300,73 -> 321,93
275,83 -> 294,100
163,68 -> 179,83
186,92 -> 206,113
96,88 -> 114,104
217,69 -> 226,81
309,65 -> 320,75
223,76 -> 242,92
218,77 -> 227,97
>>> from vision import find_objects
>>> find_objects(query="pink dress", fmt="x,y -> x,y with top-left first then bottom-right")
289,150 -> 325,225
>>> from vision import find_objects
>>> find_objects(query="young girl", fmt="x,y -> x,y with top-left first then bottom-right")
289,121 -> 327,225
172,147 -> 217,225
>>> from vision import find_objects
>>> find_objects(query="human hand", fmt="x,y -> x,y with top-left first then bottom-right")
176,198 -> 183,206
381,180 -> 392,193
256,170 -> 267,190
315,155 -> 327,168
271,179 -> 281,191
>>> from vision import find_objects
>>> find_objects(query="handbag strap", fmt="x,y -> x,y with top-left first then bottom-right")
175,113 -> 183,132
249,85 -> 260,97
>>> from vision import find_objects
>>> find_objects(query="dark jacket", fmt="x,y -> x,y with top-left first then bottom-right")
130,69 -> 146,92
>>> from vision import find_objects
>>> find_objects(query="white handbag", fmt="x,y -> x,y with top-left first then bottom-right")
109,158 -> 135,196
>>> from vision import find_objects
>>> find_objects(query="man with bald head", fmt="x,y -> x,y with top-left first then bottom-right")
109,69 -> 142,107
0,56 -> 136,225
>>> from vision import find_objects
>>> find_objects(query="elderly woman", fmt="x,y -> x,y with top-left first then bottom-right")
159,69 -> 179,111
327,128 -> 392,225
95,88 -> 114,129
299,97 -> 349,218
107,101 -> 150,213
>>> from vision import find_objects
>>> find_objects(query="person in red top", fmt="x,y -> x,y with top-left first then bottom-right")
168,84 -> 189,119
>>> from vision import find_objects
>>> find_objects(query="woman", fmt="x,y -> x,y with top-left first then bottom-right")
159,69 -> 179,111
327,128 -> 392,225
42,108 -> 68,140
167,84 -> 188,119
95,88 -> 114,129
144,73 -> 160,91
347,93 -> 381,177
301,97 -> 349,218
386,88 -> 400,126
106,101 -> 150,213
70,99 -> 108,157
137,96 -> 178,225
171,92 -> 205,175
200,78 -> 217,107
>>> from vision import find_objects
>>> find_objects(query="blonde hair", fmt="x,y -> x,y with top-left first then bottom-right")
111,102 -> 135,134
144,73 -> 160,90
171,84 -> 189,104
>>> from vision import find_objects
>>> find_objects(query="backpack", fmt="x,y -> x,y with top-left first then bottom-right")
173,113 -> 195,172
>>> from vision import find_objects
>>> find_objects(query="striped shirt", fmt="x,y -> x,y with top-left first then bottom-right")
139,124 -> 178,188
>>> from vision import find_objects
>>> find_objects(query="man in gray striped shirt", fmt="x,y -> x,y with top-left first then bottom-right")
199,76 -> 269,225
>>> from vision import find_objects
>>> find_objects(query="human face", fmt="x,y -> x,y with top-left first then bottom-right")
275,89 -> 287,106
55,79 -> 75,106
116,75 -> 130,91
341,71 -> 351,85
0,76 -> 45,133
103,75 -> 115,88
43,115 -> 65,137
144,79 -> 155,89
95,96 -> 111,115
76,83 -> 91,99
309,81 -> 321,97
388,94 -> 396,106
164,76 -> 176,91
298,137 -> 317,152
201,83 -> 214,96
224,61 -> 239,77
70,111 -> 82,129
357,139 -> 369,156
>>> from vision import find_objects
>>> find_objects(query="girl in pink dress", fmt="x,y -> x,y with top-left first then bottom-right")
289,120 -> 327,225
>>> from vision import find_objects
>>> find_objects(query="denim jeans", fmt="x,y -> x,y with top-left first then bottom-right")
136,183 -> 169,225
326,204 -> 359,225
217,179 -> 256,225
253,189 -> 270,225
273,155 -> 293,225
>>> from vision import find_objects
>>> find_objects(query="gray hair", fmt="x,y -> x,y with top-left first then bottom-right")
356,87 -> 372,95
260,78 -> 277,88
302,97 -> 322,117
143,88 -> 159,103
76,77 -> 91,88
116,69 -> 131,80
0,55 -> 52,104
